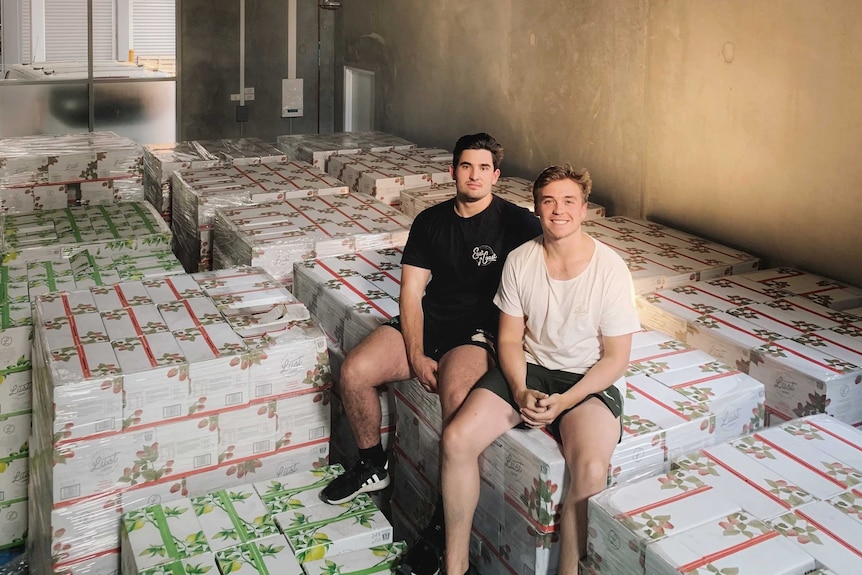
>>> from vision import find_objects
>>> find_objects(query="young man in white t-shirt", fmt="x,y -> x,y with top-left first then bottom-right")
439,165 -> 641,575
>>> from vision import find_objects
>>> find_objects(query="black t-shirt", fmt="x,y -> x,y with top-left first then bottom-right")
402,194 -> 542,334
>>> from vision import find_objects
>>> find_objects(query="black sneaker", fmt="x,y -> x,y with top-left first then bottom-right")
398,521 -> 445,575
319,459 -> 390,505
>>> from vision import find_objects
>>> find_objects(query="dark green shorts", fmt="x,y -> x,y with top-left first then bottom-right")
473,362 -> 623,442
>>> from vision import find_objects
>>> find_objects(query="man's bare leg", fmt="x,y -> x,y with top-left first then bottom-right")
441,388 -> 521,575
436,344 -> 494,426
557,398 -> 620,575
339,325 -> 412,449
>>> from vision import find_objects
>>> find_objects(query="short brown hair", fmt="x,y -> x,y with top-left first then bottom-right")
531,164 -> 592,204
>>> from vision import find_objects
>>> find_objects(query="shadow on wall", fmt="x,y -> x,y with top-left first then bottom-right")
345,33 -> 391,126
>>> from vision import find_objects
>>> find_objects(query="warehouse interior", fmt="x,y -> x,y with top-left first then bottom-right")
179,0 -> 862,289
1,1 -> 861,573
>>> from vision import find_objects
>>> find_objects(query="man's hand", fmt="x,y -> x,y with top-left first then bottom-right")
531,393 -> 570,425
516,388 -> 550,429
410,354 -> 439,393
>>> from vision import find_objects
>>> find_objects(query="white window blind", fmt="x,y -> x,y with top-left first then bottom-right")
45,0 -> 115,61
131,0 -> 175,57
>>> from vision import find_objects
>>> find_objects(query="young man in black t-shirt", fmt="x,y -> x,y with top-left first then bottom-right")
319,133 -> 541,575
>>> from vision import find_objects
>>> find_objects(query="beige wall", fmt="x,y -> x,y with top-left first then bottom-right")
336,0 -> 862,287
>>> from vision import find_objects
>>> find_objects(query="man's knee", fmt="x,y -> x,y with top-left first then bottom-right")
441,420 -> 476,461
340,350 -> 384,391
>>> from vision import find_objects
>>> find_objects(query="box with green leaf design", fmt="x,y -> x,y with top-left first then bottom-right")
254,464 -> 343,519
191,487 -> 279,552
215,533 -> 302,575
283,506 -> 392,564
138,553 -> 220,575
301,540 -> 407,575
120,497 -> 211,573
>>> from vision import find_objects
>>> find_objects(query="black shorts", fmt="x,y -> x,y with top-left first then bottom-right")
383,316 -> 496,362
473,363 -> 623,442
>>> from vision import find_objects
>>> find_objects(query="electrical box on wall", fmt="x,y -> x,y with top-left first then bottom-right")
282,78 -> 304,117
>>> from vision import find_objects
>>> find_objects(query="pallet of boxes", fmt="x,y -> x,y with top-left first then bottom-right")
0,199 -> 183,557
0,132 -> 145,216
25,266 -> 344,574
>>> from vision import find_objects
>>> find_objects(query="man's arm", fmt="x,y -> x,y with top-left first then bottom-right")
498,311 -> 551,426
531,333 -> 632,425
399,263 -> 437,391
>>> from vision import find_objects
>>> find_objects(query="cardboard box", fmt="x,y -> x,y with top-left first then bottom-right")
214,534 -> 302,574
587,471 -> 741,575
121,497 -> 211,572
191,487 -> 279,551
301,540 -> 406,575
644,510 -> 815,575
769,500 -> 862,574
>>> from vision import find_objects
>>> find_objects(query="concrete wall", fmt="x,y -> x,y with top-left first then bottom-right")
179,0 -> 335,142
335,0 -> 862,287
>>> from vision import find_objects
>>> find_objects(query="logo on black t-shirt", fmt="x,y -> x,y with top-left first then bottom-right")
472,245 -> 498,266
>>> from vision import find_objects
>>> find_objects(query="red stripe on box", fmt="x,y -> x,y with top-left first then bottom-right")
701,450 -> 794,509
794,508 -> 862,558
53,547 -> 119,570
760,340 -> 848,374
619,484 -> 713,517
355,252 -> 402,285
196,325 -> 223,357
164,278 -> 185,300
113,285 -> 131,308
655,292 -> 718,313
54,435 -> 331,510
125,307 -> 145,337
668,370 -> 743,390
231,164 -> 271,192
801,332 -> 862,361
283,198 -> 336,235
630,347 -> 691,364
700,314 -> 776,344
752,433 -> 849,488
626,381 -> 690,420
392,387 -> 437,434
327,192 -> 410,229
803,419 -> 862,452
266,161 -> 337,187
138,335 -> 159,368
314,259 -> 392,318
181,299 -> 205,329
676,530 -> 780,572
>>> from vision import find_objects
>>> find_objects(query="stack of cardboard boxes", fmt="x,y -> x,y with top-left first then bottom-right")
0,132 -> 144,215
170,160 -> 347,273
585,414 -> 862,575
27,267 -> 333,574
212,194 -> 412,288
637,269 -> 862,427
276,131 -> 415,172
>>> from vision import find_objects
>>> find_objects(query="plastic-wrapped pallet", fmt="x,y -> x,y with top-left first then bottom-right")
276,130 -> 415,171
326,147 -> 452,207
142,142 -> 220,224
293,248 -> 402,354
170,160 -> 348,273
636,273 -> 862,427
0,244 -> 186,554
213,195 -> 412,288
586,414 -> 862,575
399,177 -> 607,219
0,202 -> 172,265
26,267 -> 334,575
0,132 -> 144,215
583,216 -> 761,294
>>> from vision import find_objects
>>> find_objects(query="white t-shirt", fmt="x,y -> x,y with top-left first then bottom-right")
493,236 -> 641,374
